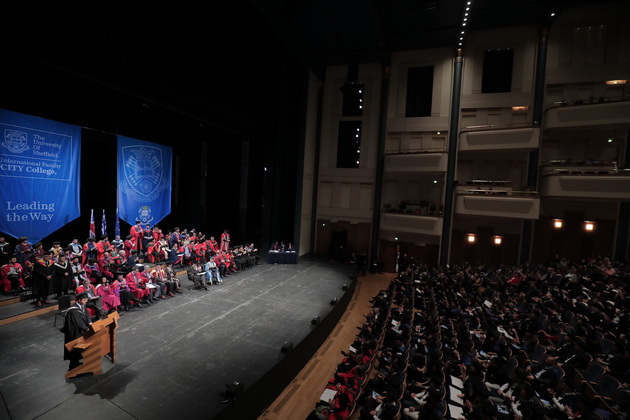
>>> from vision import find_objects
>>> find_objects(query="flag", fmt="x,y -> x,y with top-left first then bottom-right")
115,207 -> 121,237
101,209 -> 107,236
89,209 -> 96,239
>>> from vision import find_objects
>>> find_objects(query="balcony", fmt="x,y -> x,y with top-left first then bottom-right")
384,153 -> 448,173
544,99 -> 630,135
540,163 -> 630,199
455,181 -> 540,219
380,211 -> 443,237
459,125 -> 540,152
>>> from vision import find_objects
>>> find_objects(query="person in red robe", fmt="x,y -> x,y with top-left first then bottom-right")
95,277 -> 121,312
157,238 -> 170,262
123,235 -> 136,256
96,235 -> 112,261
125,264 -> 152,303
193,241 -> 206,263
75,279 -> 106,318
146,241 -> 158,263
98,252 -> 116,279
220,229 -> 230,252
208,236 -> 219,255
130,221 -> 144,253
1,256 -> 25,294
152,226 -> 163,242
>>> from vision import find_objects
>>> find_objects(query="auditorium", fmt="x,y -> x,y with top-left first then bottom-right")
0,1 -> 628,419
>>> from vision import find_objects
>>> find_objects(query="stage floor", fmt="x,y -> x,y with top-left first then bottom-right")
0,256 -> 354,420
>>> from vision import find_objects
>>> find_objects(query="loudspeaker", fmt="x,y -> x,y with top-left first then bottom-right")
311,316 -> 320,325
281,341 -> 294,353
223,381 -> 244,400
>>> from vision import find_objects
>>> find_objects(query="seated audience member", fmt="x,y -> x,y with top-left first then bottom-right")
187,261 -> 207,290
112,271 -> 142,310
125,264 -> 153,304
165,262 -> 182,293
95,276 -> 122,313
204,257 -> 222,285
83,259 -> 102,284
1,256 -> 26,294
75,279 -> 108,319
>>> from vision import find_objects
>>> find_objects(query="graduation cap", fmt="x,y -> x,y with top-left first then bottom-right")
87,237 -> 95,242
33,242 -> 43,248
18,236 -> 29,242
126,235 -> 132,240
75,292 -> 89,300
52,241 -> 61,245
100,235 -> 108,240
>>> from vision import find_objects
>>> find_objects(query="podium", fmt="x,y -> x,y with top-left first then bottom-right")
65,312 -> 120,379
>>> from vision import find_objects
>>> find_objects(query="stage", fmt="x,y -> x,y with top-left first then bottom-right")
0,256 -> 354,420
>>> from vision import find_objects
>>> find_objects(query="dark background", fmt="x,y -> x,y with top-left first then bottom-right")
0,4 -> 305,249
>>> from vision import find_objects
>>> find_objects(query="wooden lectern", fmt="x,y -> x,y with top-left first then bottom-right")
65,312 -> 120,379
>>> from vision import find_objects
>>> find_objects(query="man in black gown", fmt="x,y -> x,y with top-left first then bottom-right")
61,292 -> 91,371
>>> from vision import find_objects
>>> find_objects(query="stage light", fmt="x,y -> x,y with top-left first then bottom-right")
311,316 -> 320,325
330,298 -> 337,305
606,80 -> 627,86
467,233 -> 476,244
493,236 -> 503,245
584,221 -> 596,232
553,219 -> 564,229
512,106 -> 528,112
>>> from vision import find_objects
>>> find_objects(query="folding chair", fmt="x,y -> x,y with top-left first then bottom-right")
54,295 -> 72,328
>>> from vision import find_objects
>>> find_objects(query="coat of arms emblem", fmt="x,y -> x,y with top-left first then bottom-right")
119,146 -> 169,202
2,129 -> 30,154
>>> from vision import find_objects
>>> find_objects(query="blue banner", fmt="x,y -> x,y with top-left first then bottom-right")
0,109 -> 81,243
117,136 -> 172,227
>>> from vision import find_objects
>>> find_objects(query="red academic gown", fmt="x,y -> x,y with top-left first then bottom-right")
130,225 -> 144,250
125,271 -> 151,300
95,240 -> 111,261
124,238 -> 136,256
220,232 -> 230,252
1,262 -> 25,293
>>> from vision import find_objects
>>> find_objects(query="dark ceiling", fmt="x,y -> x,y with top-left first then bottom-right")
3,0 -> 602,141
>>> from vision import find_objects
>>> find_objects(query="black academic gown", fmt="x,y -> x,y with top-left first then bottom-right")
61,305 -> 90,364
53,261 -> 73,296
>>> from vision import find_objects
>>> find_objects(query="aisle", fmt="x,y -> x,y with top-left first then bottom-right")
259,272 -> 395,420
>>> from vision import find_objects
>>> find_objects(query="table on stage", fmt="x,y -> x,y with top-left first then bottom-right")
267,251 -> 297,264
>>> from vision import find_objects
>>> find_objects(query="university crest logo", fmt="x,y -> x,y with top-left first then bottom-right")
2,129 -> 30,154
137,205 -> 154,224
119,146 -> 169,202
